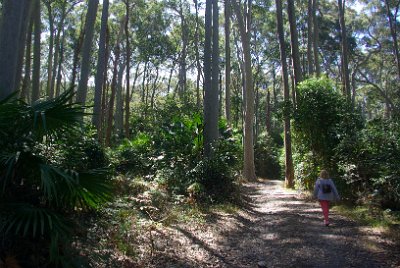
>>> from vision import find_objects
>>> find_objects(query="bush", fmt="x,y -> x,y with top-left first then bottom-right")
0,91 -> 112,265
292,77 -> 362,190
254,132 -> 281,179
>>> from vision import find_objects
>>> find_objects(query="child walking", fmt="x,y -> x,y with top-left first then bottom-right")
313,170 -> 340,226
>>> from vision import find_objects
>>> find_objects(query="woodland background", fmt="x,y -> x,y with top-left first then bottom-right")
0,0 -> 399,266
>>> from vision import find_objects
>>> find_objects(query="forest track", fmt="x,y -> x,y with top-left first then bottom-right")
140,179 -> 400,268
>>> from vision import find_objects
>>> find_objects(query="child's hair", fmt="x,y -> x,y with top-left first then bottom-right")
320,170 -> 329,179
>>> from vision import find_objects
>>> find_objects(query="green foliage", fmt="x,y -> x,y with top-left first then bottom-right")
254,132 -> 281,180
335,117 -> 400,208
0,91 -> 112,264
293,77 -> 362,189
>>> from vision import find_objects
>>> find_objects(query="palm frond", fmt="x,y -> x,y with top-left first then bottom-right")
0,203 -> 69,238
0,151 -> 21,194
31,90 -> 89,139
39,164 -> 112,209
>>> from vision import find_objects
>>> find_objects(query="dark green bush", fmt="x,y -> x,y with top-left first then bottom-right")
292,77 -> 362,189
254,132 -> 281,180
0,91 -> 112,265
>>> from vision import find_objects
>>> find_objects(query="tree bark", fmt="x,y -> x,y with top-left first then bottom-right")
93,0 -> 109,131
76,0 -> 99,104
338,0 -> 351,101
31,0 -> 41,103
307,0 -> 314,75
312,0 -> 320,76
124,0 -> 131,139
44,1 -> 54,98
21,15 -> 34,101
225,0 -> 232,124
178,0 -> 188,98
193,0 -> 203,109
275,0 -> 295,188
232,0 -> 256,181
203,0 -> 219,157
0,0 -> 31,100
287,0 -> 303,87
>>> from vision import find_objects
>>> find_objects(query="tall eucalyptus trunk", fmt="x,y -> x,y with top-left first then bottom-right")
312,0 -> 320,76
287,0 -> 303,89
307,0 -> 314,75
203,0 -> 219,157
93,0 -> 110,131
232,0 -> 256,181
276,0 -> 295,188
124,0 -> 131,139
76,0 -> 99,104
31,0 -> 41,103
338,0 -> 351,101
225,0 -> 232,124
0,0 -> 31,100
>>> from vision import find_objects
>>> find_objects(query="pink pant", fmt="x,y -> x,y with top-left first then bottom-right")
319,200 -> 330,223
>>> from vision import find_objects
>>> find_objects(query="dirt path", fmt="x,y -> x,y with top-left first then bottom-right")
145,180 -> 400,268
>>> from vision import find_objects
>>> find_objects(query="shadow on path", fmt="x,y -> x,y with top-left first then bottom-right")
152,180 -> 400,268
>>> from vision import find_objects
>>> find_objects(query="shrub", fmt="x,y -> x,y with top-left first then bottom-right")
0,91 -> 112,265
254,132 -> 281,179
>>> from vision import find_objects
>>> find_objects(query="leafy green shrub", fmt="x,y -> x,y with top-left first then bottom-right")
254,132 -> 281,179
292,77 -> 362,190
336,118 -> 400,208
0,91 -> 112,265
116,133 -> 154,175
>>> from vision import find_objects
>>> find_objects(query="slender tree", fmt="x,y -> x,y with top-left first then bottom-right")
76,0 -> 99,104
287,0 -> 303,88
0,0 -> 31,100
312,0 -> 320,76
232,0 -> 256,181
275,0 -> 295,188
225,0 -> 232,124
338,0 -> 351,101
124,0 -> 131,139
93,0 -> 110,131
31,0 -> 41,102
203,0 -> 219,157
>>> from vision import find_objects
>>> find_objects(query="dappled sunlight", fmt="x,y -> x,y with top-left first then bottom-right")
144,179 -> 400,267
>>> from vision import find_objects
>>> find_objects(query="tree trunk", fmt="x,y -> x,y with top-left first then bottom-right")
338,0 -> 351,101
307,0 -> 314,75
55,28 -> 67,97
45,1 -> 55,98
115,60 -> 125,137
93,0 -> 109,131
69,20 -> 85,93
193,0 -> 203,109
15,2 -> 33,94
312,0 -> 320,76
266,89 -> 271,134
232,0 -> 256,181
275,0 -> 295,188
21,15 -> 34,101
76,0 -> 99,104
287,0 -> 303,88
0,0 -> 31,100
105,57 -> 119,147
203,0 -> 219,157
31,0 -> 41,103
384,0 -> 400,79
124,0 -> 131,139
178,0 -> 188,98
225,0 -> 232,124
50,3 -> 67,99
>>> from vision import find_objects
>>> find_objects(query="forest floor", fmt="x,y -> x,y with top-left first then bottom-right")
91,179 -> 400,267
